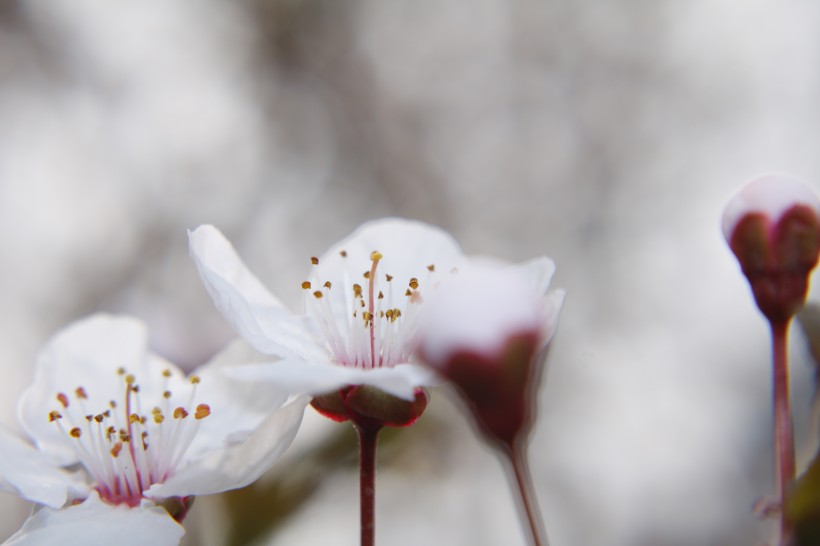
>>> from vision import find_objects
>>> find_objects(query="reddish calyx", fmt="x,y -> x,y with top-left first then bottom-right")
311,385 -> 429,428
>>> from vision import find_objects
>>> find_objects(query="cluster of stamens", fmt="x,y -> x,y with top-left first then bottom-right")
302,250 -> 439,369
48,367 -> 210,506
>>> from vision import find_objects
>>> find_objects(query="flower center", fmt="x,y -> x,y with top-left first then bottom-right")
302,250 -> 437,369
48,367 -> 210,507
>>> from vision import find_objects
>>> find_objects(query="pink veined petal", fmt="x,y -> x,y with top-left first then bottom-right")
0,425 -> 88,509
226,359 -> 436,400
18,314 -> 152,466
146,395 -> 309,498
188,225 -> 327,361
4,491 -> 184,546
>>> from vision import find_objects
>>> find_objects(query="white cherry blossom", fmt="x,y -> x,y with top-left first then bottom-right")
188,218 -> 475,400
0,314 -> 307,545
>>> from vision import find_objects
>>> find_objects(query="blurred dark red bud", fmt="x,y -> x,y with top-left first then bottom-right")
728,205 -> 820,324
423,331 -> 542,448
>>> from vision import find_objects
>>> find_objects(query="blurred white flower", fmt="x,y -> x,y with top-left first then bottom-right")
417,263 -> 565,447
188,218 -> 467,401
0,314 -> 307,546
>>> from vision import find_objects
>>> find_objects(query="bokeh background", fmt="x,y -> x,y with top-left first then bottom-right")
2,1 -> 820,544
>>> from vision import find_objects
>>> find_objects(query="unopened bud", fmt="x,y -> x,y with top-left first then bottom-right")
723,174 -> 820,323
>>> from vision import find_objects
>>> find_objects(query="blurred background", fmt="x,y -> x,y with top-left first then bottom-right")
1,0 -> 820,544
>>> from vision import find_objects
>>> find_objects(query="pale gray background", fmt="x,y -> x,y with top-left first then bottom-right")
1,1 -> 819,544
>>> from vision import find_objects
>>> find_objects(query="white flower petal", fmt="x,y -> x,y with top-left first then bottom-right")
146,395 -> 308,498
541,288 -> 566,347
18,314 -> 152,465
315,218 -> 465,310
0,426 -> 88,509
3,491 -> 184,546
510,256 -> 556,296
721,173 -> 820,240
419,265 -> 559,365
188,225 -> 326,360
184,340 -> 292,456
227,359 -> 435,400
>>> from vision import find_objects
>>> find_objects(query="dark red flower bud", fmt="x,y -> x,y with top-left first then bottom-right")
723,174 -> 820,323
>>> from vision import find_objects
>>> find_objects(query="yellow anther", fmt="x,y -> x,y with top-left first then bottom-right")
301,281 -> 312,289
162,369 -> 172,378
164,391 -> 172,399
427,264 -> 435,272
371,251 -> 383,261
76,387 -> 88,399
353,284 -> 363,297
405,289 -> 412,296
378,291 -> 384,299
117,367 -> 126,376
69,427 -> 82,439
103,410 -> 111,418
386,274 -> 393,282
173,407 -> 189,419
110,443 -> 122,458
190,375 -> 201,385
129,414 -> 140,424
195,404 -> 211,419
311,256 -> 319,265
95,414 -> 104,423
154,413 -> 165,424
85,415 -> 93,422
324,281 -> 332,289
109,401 -> 117,409
340,250 -> 348,257
313,291 -> 323,299
363,271 -> 371,279
409,278 -> 419,289
124,374 -> 136,385
56,393 -> 69,408
48,411 -> 62,422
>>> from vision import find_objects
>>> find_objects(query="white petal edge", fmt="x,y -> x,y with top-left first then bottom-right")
510,256 -> 556,296
146,395 -> 309,498
541,288 -> 567,347
226,359 -> 437,400
188,225 -> 326,361
0,425 -> 88,509
3,491 -> 184,546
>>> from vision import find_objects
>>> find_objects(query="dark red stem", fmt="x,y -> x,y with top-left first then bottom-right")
505,442 -> 548,546
771,320 -> 794,546
356,422 -> 382,546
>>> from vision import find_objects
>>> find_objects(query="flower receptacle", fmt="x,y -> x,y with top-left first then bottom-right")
310,385 -> 430,428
